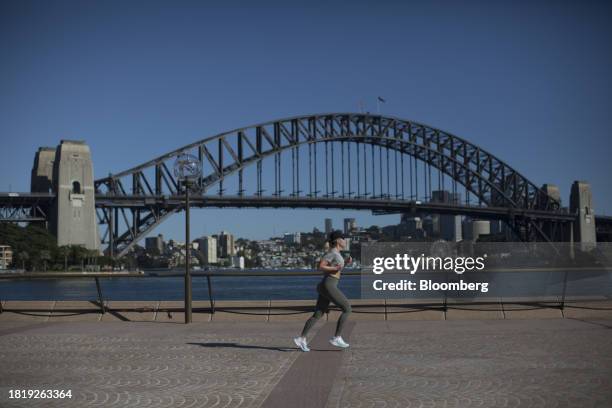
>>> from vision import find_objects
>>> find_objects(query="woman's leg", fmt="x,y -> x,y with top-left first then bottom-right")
323,278 -> 352,337
300,283 -> 331,337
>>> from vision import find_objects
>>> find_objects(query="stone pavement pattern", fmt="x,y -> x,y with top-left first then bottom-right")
328,319 -> 612,408
0,318 -> 611,407
0,321 -> 299,408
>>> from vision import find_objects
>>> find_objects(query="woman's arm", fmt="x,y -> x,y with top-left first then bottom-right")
319,258 -> 342,274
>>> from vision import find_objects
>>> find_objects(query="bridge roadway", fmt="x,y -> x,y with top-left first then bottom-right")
0,192 -> 582,222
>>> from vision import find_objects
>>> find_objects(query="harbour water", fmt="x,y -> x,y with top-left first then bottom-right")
0,272 -> 362,301
1,268 -> 611,301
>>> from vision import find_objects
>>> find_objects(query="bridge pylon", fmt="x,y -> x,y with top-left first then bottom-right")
31,141 -> 100,252
31,147 -> 55,194
570,181 -> 596,250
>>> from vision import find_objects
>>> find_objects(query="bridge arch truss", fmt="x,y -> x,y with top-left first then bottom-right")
94,113 -> 565,257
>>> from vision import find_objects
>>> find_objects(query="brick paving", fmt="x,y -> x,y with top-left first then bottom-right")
0,318 -> 610,407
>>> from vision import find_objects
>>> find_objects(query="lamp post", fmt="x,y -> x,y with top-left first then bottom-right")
174,153 -> 202,324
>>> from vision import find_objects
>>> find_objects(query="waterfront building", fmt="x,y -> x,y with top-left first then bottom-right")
218,231 -> 236,257
230,256 -> 245,269
0,245 -> 12,269
195,236 -> 217,264
145,234 -> 165,255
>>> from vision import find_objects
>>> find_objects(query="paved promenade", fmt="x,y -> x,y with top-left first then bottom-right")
1,298 -> 611,322
0,302 -> 611,407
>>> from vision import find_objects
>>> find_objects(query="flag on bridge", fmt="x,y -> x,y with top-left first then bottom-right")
377,96 -> 386,103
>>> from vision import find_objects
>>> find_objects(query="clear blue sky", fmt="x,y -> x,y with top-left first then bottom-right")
1,0 -> 611,241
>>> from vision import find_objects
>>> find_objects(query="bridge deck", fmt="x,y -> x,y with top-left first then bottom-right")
0,192 -> 582,221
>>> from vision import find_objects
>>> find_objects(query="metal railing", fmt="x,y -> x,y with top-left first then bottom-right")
0,271 -> 145,314
1,267 -> 610,315
163,269 -> 367,314
0,269 -> 363,315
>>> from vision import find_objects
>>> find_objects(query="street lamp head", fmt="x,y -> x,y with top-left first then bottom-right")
173,153 -> 202,183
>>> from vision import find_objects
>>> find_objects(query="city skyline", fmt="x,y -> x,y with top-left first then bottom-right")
141,210 -> 495,244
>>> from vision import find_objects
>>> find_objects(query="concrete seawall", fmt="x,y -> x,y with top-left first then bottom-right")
1,299 -> 611,322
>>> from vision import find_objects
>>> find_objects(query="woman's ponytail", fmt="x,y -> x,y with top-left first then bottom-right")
323,240 -> 330,252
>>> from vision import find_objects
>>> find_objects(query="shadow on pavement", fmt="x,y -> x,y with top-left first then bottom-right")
187,342 -> 295,352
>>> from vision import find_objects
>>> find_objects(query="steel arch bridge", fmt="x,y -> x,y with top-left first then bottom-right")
92,113 -> 571,258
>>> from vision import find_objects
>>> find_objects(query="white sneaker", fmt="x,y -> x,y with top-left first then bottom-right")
293,336 -> 310,352
329,336 -> 350,348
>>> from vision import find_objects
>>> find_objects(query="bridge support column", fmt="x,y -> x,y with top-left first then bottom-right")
48,140 -> 100,252
570,181 -> 596,250
541,184 -> 563,241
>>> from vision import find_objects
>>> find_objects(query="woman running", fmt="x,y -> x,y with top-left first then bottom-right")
293,230 -> 352,351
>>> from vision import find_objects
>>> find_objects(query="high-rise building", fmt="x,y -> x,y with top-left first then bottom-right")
431,190 -> 450,204
430,190 -> 462,241
343,218 -> 356,234
196,236 -> 217,264
422,216 -> 438,238
325,218 -> 333,235
398,215 -> 425,239
145,234 -> 165,255
218,231 -> 236,257
431,190 -> 462,205
439,215 -> 462,242
490,219 -> 502,235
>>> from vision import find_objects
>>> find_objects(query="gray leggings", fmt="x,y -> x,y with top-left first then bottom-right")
301,275 -> 352,337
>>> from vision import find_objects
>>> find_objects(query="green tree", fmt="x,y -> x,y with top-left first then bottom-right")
70,245 -> 89,271
40,250 -> 51,272
85,249 -> 100,271
58,246 -> 70,271
0,224 -> 58,270
17,251 -> 29,271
